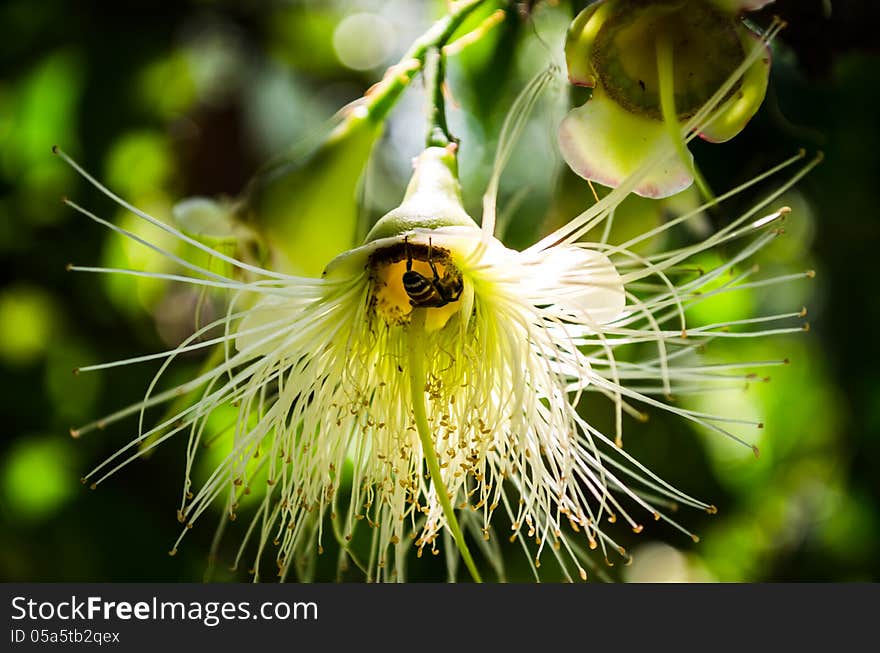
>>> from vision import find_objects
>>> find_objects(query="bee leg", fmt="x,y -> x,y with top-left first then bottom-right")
427,237 -> 442,284
404,235 -> 413,272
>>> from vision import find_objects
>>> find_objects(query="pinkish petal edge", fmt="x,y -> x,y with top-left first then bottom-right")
558,91 -> 694,200
712,0 -> 775,13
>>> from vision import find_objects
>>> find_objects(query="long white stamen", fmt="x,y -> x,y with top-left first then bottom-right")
55,147 -> 300,281
481,66 -> 555,242
63,198 -> 231,283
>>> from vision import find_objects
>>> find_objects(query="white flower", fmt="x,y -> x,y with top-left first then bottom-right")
62,135 -> 816,580
59,62 -> 816,582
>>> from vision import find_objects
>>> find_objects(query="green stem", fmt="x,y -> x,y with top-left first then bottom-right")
246,1 -> 496,197
424,47 -> 453,148
656,33 -> 716,204
407,309 -> 482,583
365,0 -> 492,123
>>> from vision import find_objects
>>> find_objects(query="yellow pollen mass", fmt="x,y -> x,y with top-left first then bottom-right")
367,240 -> 464,331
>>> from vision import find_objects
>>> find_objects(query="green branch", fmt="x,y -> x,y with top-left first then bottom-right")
364,0 -> 492,123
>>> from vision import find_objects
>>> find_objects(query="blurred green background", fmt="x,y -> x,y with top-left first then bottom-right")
1,0 -> 878,582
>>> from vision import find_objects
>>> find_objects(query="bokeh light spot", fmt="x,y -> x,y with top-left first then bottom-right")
333,13 -> 395,71
0,285 -> 55,365
2,435 -> 76,521
138,52 -> 196,119
105,131 -> 173,197
625,542 -> 714,582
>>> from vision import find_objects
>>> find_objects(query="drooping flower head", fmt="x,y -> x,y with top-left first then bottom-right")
61,126 -> 815,581
60,2 -> 815,582
559,0 -> 776,197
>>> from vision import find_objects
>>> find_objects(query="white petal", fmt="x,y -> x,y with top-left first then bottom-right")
524,246 -> 625,325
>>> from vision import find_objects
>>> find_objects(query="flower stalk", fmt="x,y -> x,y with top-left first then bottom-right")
424,47 -> 454,149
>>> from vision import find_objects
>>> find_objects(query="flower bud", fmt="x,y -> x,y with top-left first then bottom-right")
560,0 -> 773,198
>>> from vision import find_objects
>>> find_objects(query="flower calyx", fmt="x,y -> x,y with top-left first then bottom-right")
325,145 -> 476,331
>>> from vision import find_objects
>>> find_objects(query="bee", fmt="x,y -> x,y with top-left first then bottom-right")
402,236 -> 463,308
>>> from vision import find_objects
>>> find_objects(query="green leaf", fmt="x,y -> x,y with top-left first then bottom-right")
244,113 -> 381,277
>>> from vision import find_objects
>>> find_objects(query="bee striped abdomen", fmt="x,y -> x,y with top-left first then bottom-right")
403,270 -> 439,306
399,236 -> 464,308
